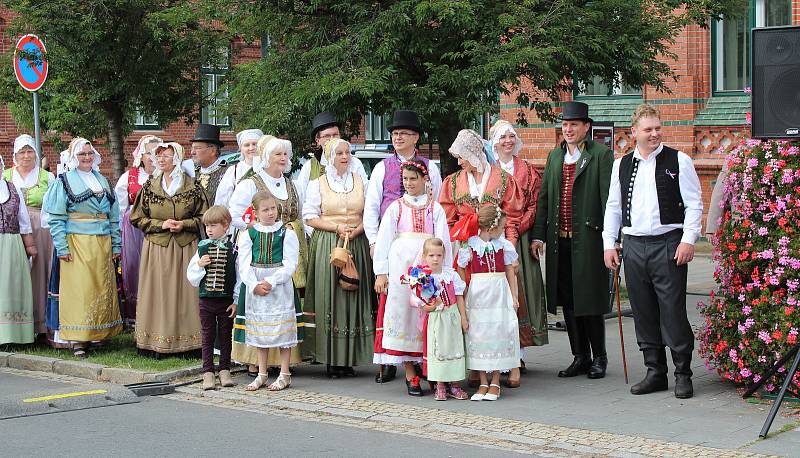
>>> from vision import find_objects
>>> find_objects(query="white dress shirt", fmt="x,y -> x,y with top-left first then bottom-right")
363,153 -> 442,245
160,167 -> 184,197
564,144 -> 582,165
602,143 -> 703,250
114,167 -> 150,214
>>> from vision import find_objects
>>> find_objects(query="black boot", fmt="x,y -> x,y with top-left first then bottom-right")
375,364 -> 397,383
672,351 -> 694,399
630,348 -> 668,395
587,356 -> 608,379
558,355 -> 592,377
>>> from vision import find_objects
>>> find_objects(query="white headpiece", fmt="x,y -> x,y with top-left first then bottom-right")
490,120 -> 522,160
13,134 -> 38,167
68,138 -> 102,171
255,137 -> 293,173
323,138 -> 357,179
132,135 -> 162,168
449,129 -> 489,173
151,142 -> 184,177
236,129 -> 264,148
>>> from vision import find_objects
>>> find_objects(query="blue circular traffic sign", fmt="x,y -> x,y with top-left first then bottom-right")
14,34 -> 48,92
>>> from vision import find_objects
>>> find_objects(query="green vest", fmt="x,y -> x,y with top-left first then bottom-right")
249,225 -> 285,267
2,167 -> 49,208
309,157 -> 325,181
198,238 -> 237,299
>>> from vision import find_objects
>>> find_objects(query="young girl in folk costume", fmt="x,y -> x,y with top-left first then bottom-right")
240,191 -> 300,392
114,135 -> 161,325
373,159 -> 452,396
457,205 -> 520,401
418,238 -> 469,401
0,154 -> 37,344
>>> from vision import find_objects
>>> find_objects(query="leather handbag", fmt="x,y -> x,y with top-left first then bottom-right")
337,254 -> 360,291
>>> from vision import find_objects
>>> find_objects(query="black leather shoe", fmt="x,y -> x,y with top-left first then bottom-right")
375,364 -> 397,383
587,356 -> 608,379
674,375 -> 693,399
405,376 -> 423,396
671,351 -> 694,399
630,372 -> 668,395
558,355 -> 592,377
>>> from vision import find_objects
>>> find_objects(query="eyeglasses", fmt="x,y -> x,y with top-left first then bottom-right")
391,131 -> 417,138
155,153 -> 174,159
76,152 -> 95,157
190,145 -> 211,153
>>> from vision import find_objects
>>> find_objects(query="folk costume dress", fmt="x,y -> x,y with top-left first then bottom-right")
372,193 -> 452,365
228,168 -> 306,366
237,222 -> 300,349
457,236 -> 520,372
130,168 -> 208,354
0,179 -> 34,344
302,170 -> 376,367
423,268 -> 467,382
42,168 -> 124,344
3,164 -> 54,335
114,165 -> 150,324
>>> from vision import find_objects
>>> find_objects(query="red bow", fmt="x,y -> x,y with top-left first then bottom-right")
449,213 -> 478,242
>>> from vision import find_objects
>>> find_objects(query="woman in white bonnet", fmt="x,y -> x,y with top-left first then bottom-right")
214,129 -> 263,207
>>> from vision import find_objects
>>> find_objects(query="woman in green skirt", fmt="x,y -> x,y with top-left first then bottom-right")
302,138 -> 376,377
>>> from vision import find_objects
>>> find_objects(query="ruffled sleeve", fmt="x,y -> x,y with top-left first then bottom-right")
229,179 -> 258,230
456,245 -> 472,269
501,238 -> 518,265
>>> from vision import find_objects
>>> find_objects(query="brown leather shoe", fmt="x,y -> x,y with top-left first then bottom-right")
202,372 -> 216,391
218,370 -> 235,387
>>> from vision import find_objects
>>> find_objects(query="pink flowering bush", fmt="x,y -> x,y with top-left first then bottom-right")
698,139 -> 800,394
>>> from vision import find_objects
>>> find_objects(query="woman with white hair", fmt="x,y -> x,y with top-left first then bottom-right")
41,139 -> 123,356
130,142 -> 209,357
228,136 -> 306,374
3,134 -> 55,337
303,138 -> 376,377
114,135 -> 161,325
488,119 -> 548,387
214,129 -> 263,207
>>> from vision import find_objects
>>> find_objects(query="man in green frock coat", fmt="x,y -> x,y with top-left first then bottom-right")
531,101 -> 614,379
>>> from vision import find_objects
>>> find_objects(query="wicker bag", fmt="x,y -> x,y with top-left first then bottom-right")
330,233 -> 350,269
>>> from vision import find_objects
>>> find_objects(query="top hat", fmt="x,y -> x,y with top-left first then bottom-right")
559,101 -> 593,123
309,111 -> 341,140
387,110 -> 424,134
191,123 -> 224,148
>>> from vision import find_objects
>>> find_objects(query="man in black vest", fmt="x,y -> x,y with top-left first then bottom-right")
602,104 -> 703,398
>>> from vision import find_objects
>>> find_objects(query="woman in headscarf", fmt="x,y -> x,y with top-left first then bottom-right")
114,135 -> 161,325
3,134 -> 55,338
438,129 -> 524,384
228,136 -> 306,374
487,120 -> 548,387
214,129 -> 263,207
0,153 -> 37,344
130,142 -> 209,357
302,138 -> 376,377
41,139 -> 123,356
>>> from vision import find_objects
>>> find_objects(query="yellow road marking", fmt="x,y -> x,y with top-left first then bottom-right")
22,389 -> 108,403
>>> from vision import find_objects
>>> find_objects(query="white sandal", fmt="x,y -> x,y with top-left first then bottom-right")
483,383 -> 501,401
245,373 -> 269,391
268,372 -> 292,391
471,384 -> 489,401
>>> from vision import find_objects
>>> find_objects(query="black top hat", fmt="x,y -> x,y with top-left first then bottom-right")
387,110 -> 423,134
191,123 -> 224,148
309,111 -> 341,140
559,101 -> 593,123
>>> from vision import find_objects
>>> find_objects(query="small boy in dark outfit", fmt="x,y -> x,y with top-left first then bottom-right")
187,205 -> 238,390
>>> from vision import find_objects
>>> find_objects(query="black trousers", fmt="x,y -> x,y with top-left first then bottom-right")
557,237 -> 606,358
623,230 -> 694,355
199,297 -> 234,373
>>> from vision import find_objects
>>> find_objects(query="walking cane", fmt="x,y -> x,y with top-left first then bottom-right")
610,248 -> 629,384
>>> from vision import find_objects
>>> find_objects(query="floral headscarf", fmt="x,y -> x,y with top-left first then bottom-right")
449,129 -> 488,173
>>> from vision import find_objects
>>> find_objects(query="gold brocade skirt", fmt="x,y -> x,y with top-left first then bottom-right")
58,234 -> 122,342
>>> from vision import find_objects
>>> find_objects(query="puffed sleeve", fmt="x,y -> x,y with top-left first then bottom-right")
302,179 -> 322,221
450,269 -> 467,296
427,160 -> 443,201
294,160 -> 312,198
229,179 -> 257,230
214,165 -> 237,207
372,200 -> 399,275
438,173 -> 458,229
264,228 -> 299,286
115,171 -> 130,216
501,238 -> 518,265
42,177 -> 70,256
456,245 -> 472,269
237,229 -> 258,294
186,249 -> 205,287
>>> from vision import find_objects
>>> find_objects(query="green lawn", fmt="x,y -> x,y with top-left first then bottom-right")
1,331 -> 201,373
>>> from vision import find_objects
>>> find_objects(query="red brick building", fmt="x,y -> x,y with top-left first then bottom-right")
3,2 -> 799,231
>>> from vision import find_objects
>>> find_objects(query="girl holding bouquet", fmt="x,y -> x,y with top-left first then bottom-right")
417,238 -> 469,401
457,205 -> 520,401
373,160 -> 452,396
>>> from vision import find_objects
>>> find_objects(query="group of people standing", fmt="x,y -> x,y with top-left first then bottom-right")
1,100 -> 703,401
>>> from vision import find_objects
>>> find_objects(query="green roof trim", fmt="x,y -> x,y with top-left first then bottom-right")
685,94 -> 750,126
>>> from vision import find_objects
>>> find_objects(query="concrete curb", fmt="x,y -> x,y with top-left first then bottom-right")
0,351 -> 204,385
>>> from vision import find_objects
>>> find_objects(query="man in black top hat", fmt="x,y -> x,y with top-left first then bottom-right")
190,123 -> 229,203
296,111 -> 367,192
531,101 -> 613,380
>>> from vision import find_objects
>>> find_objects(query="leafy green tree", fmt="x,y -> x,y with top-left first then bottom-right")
0,0 -> 225,178
214,0 -> 742,174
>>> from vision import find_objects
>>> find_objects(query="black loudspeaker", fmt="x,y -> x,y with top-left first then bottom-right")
752,26 -> 800,139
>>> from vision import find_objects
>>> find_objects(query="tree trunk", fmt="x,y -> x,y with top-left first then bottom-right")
436,114 -> 464,178
106,106 -> 126,182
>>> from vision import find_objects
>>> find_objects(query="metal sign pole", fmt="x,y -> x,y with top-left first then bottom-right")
33,90 -> 41,156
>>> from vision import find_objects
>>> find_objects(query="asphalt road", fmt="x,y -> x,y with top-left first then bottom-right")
0,370 -> 529,457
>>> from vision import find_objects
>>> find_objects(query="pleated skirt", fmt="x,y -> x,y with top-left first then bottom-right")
516,230 -> 549,348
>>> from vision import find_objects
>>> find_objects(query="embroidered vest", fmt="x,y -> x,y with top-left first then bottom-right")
379,152 -> 430,219
0,180 -> 21,234
438,279 -> 457,309
127,167 -> 144,206
468,245 -> 505,274
319,174 -> 364,226
249,173 -> 301,223
559,163 -> 577,233
195,160 -> 228,203
619,146 -> 684,226
198,238 -> 237,299
396,198 -> 435,234
3,167 -> 49,208
249,225 -> 285,268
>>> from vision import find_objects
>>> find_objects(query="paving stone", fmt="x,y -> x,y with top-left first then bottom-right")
53,360 -> 104,380
7,354 -> 57,373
